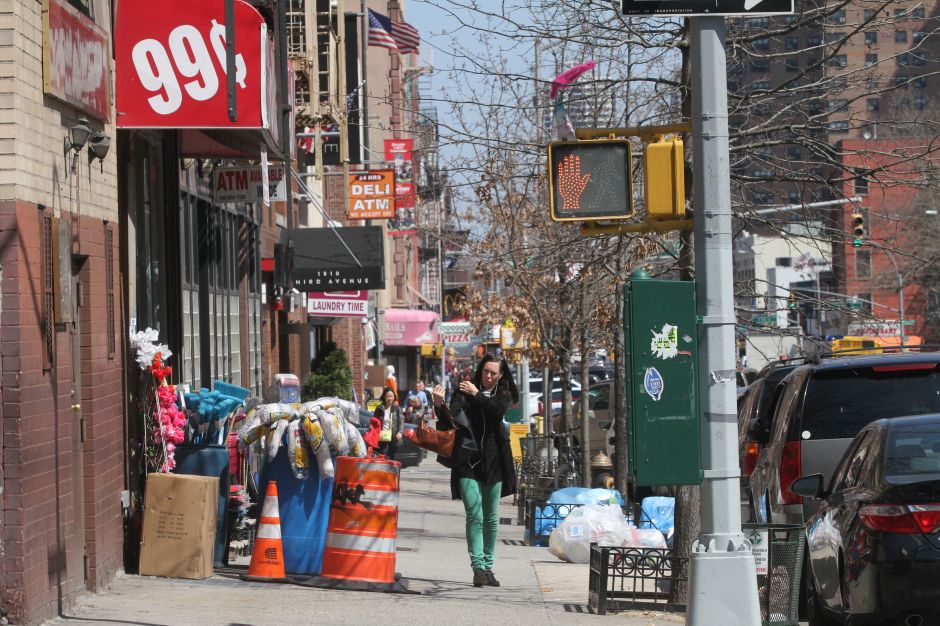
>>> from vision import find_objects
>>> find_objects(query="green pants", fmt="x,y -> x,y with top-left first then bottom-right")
459,477 -> 502,571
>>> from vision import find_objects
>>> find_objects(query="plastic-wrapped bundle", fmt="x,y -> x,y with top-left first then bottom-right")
300,414 -> 335,477
312,397 -> 359,425
344,419 -> 367,458
548,504 -> 633,564
286,420 -> 309,479
315,441 -> 334,478
316,407 -> 349,456
256,402 -> 297,426
237,413 -> 264,449
266,419 -> 291,462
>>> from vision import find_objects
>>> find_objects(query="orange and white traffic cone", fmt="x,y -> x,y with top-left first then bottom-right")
240,481 -> 288,583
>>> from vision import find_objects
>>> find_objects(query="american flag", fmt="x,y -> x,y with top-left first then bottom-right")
368,9 -> 420,54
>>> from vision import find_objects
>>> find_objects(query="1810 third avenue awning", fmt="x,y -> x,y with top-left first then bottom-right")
292,226 -> 385,292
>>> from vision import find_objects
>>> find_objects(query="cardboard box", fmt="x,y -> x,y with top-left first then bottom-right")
139,473 -> 218,579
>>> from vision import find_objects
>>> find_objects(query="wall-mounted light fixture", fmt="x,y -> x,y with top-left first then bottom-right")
87,131 -> 111,172
64,117 -> 110,177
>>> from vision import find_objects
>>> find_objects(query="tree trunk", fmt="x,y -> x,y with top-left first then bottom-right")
579,278 -> 591,486
613,239 -> 629,500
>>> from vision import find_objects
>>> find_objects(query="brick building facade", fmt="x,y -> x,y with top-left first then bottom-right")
0,0 -> 123,622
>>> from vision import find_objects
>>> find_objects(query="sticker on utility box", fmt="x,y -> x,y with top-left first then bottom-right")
643,367 -> 664,401
746,528 -> 769,575
651,324 -> 679,359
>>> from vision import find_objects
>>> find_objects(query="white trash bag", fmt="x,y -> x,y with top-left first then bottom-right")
548,503 -> 632,564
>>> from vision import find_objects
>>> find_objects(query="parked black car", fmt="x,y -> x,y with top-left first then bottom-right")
749,352 -> 940,526
356,408 -> 426,468
793,414 -> 940,626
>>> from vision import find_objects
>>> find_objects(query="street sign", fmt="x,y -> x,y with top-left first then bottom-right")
752,315 -> 776,325
621,0 -> 793,17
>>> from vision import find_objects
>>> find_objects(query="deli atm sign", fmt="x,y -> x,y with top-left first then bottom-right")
115,0 -> 273,128
347,170 -> 395,220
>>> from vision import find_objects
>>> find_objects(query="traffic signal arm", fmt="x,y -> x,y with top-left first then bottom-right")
645,136 -> 685,220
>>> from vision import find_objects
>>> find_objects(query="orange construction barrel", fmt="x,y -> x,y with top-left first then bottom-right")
321,456 -> 401,584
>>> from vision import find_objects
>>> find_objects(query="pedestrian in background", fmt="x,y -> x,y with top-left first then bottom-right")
431,354 -> 518,588
403,394 -> 428,424
405,379 -> 430,407
374,387 -> 403,460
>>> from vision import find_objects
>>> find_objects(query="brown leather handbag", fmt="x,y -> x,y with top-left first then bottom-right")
411,417 -> 456,457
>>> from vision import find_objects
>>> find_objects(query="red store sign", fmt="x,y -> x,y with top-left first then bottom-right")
42,0 -> 110,121
115,0 -> 271,129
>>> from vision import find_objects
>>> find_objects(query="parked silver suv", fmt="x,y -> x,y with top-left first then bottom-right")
749,352 -> 940,525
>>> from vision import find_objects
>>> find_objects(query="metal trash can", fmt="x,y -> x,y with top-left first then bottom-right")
743,523 -> 804,626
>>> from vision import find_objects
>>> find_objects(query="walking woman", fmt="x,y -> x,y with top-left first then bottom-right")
430,354 -> 518,587
373,387 -> 403,460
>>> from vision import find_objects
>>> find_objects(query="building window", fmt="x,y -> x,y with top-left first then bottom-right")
864,31 -> 878,44
829,9 -> 846,24
785,37 -> 799,50
788,191 -> 801,203
753,38 -> 770,50
912,31 -> 926,43
749,17 -> 770,28
776,257 -> 793,267
914,76 -> 927,88
829,54 -> 848,69
827,31 -> 846,43
754,192 -> 775,204
828,120 -> 850,132
856,250 -> 871,280
865,53 -> 878,66
912,52 -> 927,66
855,176 -> 870,195
895,8 -> 907,18
913,7 -> 925,19
787,146 -> 802,160
66,0 -> 93,18
752,81 -> 771,90
897,53 -> 910,66
784,15 -> 798,24
896,75 -> 910,87
829,99 -> 848,112
915,96 -> 928,110
785,58 -> 799,72
751,59 -> 771,72
896,30 -> 908,43
864,9 -> 876,20
752,170 -> 773,179
867,98 -> 880,112
807,35 -> 822,46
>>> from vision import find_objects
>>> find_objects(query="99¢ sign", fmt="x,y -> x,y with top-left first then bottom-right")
116,0 -> 267,128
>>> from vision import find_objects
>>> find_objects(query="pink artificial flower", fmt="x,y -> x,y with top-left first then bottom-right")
549,60 -> 597,100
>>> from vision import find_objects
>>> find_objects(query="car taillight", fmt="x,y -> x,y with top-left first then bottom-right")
860,505 -> 921,533
909,505 -> 940,533
743,443 -> 760,476
779,441 -> 802,505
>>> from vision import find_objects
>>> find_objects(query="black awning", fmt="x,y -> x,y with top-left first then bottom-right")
292,226 -> 385,292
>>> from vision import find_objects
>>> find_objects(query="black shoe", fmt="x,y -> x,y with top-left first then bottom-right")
485,570 -> 501,587
473,568 -> 488,587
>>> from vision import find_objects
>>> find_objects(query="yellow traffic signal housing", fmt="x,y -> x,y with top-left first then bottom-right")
645,136 -> 685,220
548,139 -> 633,222
851,212 -> 865,237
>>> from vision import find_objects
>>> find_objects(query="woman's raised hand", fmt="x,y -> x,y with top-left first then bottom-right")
431,384 -> 445,407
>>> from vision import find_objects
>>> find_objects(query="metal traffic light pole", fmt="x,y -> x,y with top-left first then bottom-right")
686,16 -> 762,624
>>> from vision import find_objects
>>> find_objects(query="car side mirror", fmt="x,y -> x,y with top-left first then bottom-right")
747,418 -> 768,445
790,474 -> 826,499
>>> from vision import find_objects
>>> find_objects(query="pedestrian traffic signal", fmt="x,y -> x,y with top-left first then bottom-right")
548,139 -> 633,222
850,212 -> 865,247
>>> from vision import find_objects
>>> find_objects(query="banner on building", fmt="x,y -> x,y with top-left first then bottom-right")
42,0 -> 111,121
308,291 -> 369,318
347,170 -> 395,219
115,0 -> 272,129
212,164 -> 286,203
385,139 -> 416,232
293,226 -> 385,292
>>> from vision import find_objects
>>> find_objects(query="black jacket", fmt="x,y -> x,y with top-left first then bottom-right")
435,388 -> 517,500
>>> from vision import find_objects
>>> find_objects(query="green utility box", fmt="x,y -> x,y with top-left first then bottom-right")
625,277 -> 701,485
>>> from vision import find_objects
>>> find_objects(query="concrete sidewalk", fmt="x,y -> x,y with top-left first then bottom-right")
50,461 -> 685,626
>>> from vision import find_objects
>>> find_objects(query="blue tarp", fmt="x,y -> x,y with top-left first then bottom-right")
258,445 -> 334,575
547,487 -> 624,506
639,496 -> 675,536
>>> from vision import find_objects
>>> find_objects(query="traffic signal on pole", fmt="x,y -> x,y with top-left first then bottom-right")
851,212 -> 865,247
787,293 -> 797,310
645,136 -> 685,220
548,139 -> 633,222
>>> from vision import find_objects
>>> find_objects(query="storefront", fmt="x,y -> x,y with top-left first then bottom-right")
114,0 -> 293,572
383,308 -> 441,388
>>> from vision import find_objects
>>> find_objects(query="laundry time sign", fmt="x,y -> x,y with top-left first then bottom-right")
307,291 -> 369,318
347,170 -> 395,220
213,165 -> 286,203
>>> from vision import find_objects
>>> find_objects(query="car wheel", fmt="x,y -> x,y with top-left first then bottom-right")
806,558 -> 839,626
